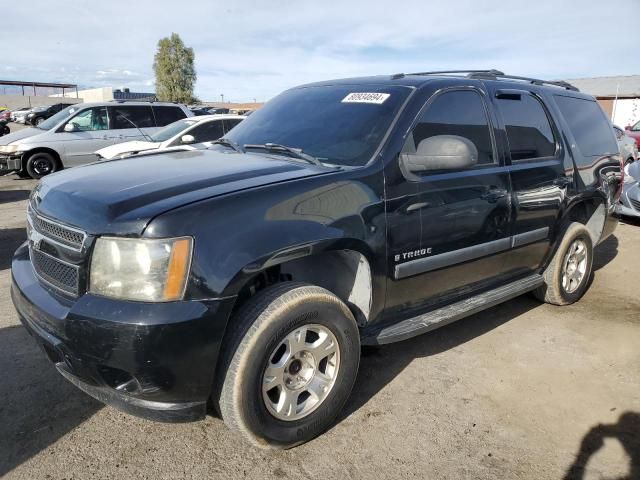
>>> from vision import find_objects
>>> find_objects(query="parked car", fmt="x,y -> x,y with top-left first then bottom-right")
9,107 -> 31,122
0,101 -> 192,178
624,120 -> 640,149
96,114 -> 245,160
614,125 -> 638,165
0,109 -> 11,121
11,70 -> 622,448
208,107 -> 230,114
189,107 -> 212,116
12,108 -> 33,124
616,161 -> 640,218
0,119 -> 9,136
25,103 -> 75,126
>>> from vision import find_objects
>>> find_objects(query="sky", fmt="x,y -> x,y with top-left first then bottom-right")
2,0 -> 640,103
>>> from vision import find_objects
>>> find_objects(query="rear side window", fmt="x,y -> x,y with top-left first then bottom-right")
223,118 -> 243,134
496,94 -> 556,160
110,105 -> 154,129
153,106 -> 187,126
406,90 -> 495,165
187,120 -> 224,143
554,95 -> 618,157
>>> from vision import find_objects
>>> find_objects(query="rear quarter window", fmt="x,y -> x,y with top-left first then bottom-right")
153,106 -> 187,126
554,95 -> 618,157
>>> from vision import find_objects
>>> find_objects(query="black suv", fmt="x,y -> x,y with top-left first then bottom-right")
25,103 -> 74,126
11,70 -> 622,448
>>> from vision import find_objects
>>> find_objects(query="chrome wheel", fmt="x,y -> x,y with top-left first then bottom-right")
262,324 -> 340,421
561,239 -> 588,294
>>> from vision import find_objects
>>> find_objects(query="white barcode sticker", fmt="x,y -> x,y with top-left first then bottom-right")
341,92 -> 390,104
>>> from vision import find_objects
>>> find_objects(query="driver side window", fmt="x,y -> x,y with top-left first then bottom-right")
403,90 -> 495,167
66,107 -> 109,132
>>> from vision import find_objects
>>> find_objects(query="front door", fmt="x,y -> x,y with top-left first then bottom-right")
58,106 -> 112,167
384,87 -> 513,319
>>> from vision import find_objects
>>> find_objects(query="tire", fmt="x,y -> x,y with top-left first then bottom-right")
218,282 -> 360,449
533,222 -> 594,305
625,157 -> 634,166
26,152 -> 58,179
35,117 -> 45,126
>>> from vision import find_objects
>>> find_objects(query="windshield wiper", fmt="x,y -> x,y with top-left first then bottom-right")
211,138 -> 245,153
243,143 -> 323,166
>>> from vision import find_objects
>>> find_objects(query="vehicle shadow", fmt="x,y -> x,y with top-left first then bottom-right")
592,234 -> 618,272
563,411 -> 640,480
340,295 -> 541,421
0,325 -> 102,477
0,189 -> 30,205
0,227 -> 26,271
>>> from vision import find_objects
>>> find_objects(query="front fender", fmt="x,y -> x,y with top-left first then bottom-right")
144,170 -> 387,301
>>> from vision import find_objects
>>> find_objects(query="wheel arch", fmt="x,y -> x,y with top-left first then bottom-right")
22,147 -> 64,170
224,240 -> 376,327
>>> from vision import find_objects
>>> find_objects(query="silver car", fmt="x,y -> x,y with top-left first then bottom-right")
614,125 -> 638,165
617,161 -> 640,218
0,101 -> 192,178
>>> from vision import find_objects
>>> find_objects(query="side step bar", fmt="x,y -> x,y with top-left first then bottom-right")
363,274 -> 544,345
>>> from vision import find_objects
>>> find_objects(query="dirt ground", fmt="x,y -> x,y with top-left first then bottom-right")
0,172 -> 638,480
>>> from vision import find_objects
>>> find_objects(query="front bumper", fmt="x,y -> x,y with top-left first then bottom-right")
11,242 -> 236,422
616,182 -> 640,218
0,153 -> 21,172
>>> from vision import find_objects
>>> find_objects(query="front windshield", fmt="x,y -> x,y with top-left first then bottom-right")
37,105 -> 80,130
225,84 -> 412,167
150,119 -> 198,142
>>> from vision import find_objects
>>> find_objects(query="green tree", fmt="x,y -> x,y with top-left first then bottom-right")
153,33 -> 197,103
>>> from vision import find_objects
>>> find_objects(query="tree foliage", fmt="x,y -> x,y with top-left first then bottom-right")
153,33 -> 196,103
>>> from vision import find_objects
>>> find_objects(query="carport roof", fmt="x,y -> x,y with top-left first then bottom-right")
0,79 -> 77,89
566,75 -> 640,99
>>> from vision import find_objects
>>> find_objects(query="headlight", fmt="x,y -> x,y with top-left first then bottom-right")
90,236 -> 193,302
0,144 -> 19,154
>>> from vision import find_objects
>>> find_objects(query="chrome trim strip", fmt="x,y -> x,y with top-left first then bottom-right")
511,227 -> 549,248
27,204 -> 87,252
395,237 -> 511,280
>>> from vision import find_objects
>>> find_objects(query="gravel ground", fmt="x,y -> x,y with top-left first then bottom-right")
0,172 -> 639,480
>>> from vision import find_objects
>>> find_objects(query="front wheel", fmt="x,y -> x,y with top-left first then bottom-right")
534,222 -> 593,305
26,152 -> 58,179
218,283 -> 360,449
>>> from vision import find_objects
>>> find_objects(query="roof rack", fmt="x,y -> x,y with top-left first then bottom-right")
396,69 -> 579,92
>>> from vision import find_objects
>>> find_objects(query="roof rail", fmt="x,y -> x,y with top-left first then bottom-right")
398,69 -> 579,92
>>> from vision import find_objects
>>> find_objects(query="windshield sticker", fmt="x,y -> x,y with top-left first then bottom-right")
341,92 -> 390,104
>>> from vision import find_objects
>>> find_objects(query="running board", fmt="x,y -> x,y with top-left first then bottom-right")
363,274 -> 544,345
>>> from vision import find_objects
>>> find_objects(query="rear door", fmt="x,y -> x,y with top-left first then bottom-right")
485,85 -> 565,272
384,86 -> 513,318
107,105 -> 156,143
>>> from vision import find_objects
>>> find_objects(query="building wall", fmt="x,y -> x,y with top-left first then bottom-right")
0,94 -> 82,111
52,86 -> 114,102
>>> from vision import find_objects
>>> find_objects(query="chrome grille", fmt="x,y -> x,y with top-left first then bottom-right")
30,249 -> 80,295
29,208 -> 85,250
630,198 -> 640,211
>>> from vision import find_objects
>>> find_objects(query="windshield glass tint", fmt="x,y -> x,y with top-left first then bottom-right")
150,119 -> 198,142
38,105 -> 79,130
225,85 -> 412,166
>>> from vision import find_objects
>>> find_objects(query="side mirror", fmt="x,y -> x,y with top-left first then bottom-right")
625,125 -> 632,131
64,122 -> 77,132
181,134 -> 195,144
400,135 -> 478,179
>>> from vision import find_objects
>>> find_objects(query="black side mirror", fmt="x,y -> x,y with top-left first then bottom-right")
400,135 -> 478,180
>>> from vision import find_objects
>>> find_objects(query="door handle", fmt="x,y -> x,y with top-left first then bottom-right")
102,134 -> 109,140
554,176 -> 573,187
405,202 -> 431,213
481,187 -> 508,203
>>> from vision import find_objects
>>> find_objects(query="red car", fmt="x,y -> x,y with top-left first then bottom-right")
625,121 -> 640,147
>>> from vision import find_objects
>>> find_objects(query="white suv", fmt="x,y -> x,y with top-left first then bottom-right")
0,101 -> 192,178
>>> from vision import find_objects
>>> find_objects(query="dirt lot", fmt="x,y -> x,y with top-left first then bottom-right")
0,172 -> 638,480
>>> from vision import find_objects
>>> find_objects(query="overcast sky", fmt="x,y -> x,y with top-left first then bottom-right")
3,0 -> 639,102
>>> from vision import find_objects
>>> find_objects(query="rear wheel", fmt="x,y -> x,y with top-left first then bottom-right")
217,282 -> 360,449
26,152 -> 58,179
534,222 -> 593,305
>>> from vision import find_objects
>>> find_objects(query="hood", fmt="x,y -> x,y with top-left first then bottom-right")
96,140 -> 161,160
33,149 -> 336,235
0,127 -> 43,146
